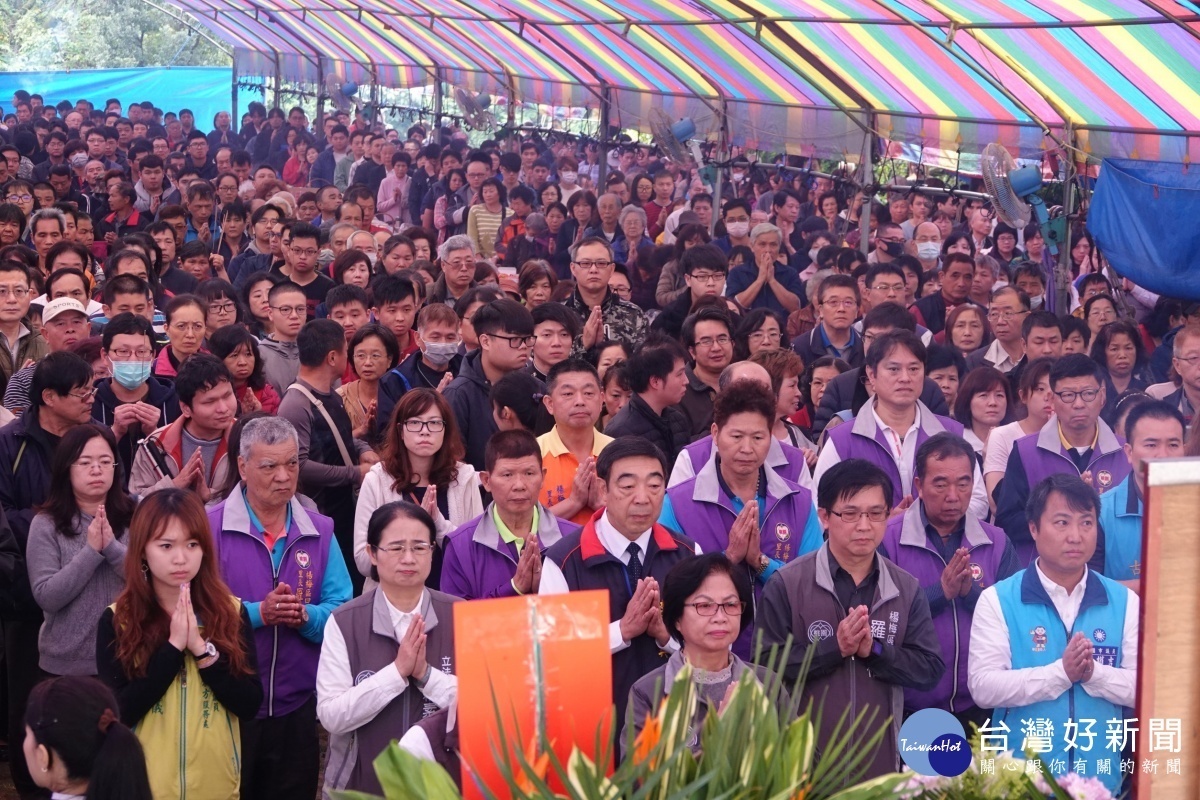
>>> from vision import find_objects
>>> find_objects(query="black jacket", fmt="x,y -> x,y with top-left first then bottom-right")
791,325 -> 864,370
376,351 -> 463,435
443,350 -> 499,471
0,410 -> 59,618
91,376 -> 181,489
605,393 -> 691,464
812,367 -> 949,438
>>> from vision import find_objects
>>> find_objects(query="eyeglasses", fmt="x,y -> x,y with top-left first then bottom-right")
685,601 -> 745,617
822,299 -> 858,309
1053,388 -> 1101,404
170,322 -> 205,334
404,419 -> 445,433
486,333 -> 536,348
748,330 -> 782,342
828,507 -> 888,523
870,283 -> 905,294
109,348 -> 154,360
208,302 -> 236,315
270,305 -> 305,317
5,194 -> 31,203
290,248 -> 319,259
687,271 -> 724,284
73,457 -> 115,471
1175,355 -> 1200,366
373,542 -> 434,556
988,310 -> 1028,322
354,351 -> 389,363
694,335 -> 732,348
68,387 -> 98,401
574,260 -> 613,271
0,286 -> 30,299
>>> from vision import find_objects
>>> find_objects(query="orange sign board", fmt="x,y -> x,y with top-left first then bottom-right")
455,590 -> 613,800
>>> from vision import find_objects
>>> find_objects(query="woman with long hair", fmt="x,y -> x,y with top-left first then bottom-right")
24,675 -> 153,800
207,325 -> 281,416
95,489 -> 262,800
983,358 -> 1055,511
353,389 -> 483,589
27,425 -> 134,677
241,272 -> 279,340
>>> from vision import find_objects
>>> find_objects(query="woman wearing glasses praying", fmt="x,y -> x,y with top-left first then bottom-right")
318,500 -> 459,797
623,552 -> 788,760
353,389 -> 483,591
26,424 -> 133,677
153,294 -> 207,378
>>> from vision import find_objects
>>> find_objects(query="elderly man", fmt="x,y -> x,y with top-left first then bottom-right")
758,459 -> 944,780
208,416 -> 353,800
912,219 -> 942,273
563,236 -> 649,351
966,286 -> 1030,375
429,234 -> 477,306
723,223 -> 804,316
584,193 -> 626,245
969,474 -> 1136,796
878,433 -> 1018,730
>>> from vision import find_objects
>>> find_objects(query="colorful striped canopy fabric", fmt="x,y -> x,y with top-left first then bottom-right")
170,0 -> 1200,161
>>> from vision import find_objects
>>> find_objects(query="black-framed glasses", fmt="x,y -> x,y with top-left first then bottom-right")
685,601 -> 745,617
1053,388 -> 1101,404
828,507 -> 888,523
403,419 -> 445,433
486,333 -> 535,348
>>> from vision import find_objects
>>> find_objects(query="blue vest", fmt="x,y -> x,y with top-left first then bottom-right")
1098,476 -> 1142,582
991,568 -> 1130,794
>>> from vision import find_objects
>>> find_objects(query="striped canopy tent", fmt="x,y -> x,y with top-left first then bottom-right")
167,0 -> 1200,162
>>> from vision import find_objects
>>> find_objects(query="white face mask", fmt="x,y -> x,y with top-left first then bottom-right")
916,241 -> 942,261
1030,294 -> 1044,310
808,247 -> 821,263
732,171 -> 745,183
560,171 -> 578,184
726,221 -> 749,238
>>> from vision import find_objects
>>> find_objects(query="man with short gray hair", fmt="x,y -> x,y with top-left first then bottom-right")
429,234 -> 477,306
724,222 -> 804,316
207,414 -> 353,800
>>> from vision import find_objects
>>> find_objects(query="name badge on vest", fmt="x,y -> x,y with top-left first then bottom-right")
808,620 -> 834,643
296,550 -> 310,569
1097,470 -> 1112,490
1031,625 -> 1048,652
775,523 -> 791,542
1092,628 -> 1119,666
969,563 -> 983,583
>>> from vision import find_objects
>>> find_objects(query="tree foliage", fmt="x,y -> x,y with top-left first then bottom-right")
0,0 -> 228,70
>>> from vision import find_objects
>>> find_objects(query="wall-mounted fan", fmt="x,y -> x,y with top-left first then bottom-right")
453,88 -> 496,130
648,108 -> 708,166
980,142 -> 1062,254
323,75 -> 361,113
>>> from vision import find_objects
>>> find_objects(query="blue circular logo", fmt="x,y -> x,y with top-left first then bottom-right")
897,709 -> 971,777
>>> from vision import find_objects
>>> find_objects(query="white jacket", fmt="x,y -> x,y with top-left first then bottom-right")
353,461 -> 483,587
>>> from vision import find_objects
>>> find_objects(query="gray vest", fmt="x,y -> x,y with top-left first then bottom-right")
330,588 -> 459,795
775,546 -> 918,780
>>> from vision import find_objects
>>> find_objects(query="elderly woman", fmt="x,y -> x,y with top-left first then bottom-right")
430,234 -> 478,305
623,552 -> 790,759
612,204 -> 657,308
725,223 -> 803,317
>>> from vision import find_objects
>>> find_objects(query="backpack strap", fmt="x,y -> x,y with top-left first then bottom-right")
286,383 -> 355,468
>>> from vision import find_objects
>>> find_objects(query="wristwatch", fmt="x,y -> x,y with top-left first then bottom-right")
755,554 -> 771,576
196,640 -> 219,669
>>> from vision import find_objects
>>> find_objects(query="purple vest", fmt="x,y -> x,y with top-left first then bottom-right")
824,404 -> 962,505
439,505 -> 579,600
880,505 -> 1010,713
208,492 -> 335,718
666,470 -> 817,660
682,435 -> 806,485
1012,424 -> 1131,565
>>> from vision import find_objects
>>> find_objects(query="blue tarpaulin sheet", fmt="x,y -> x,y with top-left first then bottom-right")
0,67 -> 258,128
1090,158 -> 1200,301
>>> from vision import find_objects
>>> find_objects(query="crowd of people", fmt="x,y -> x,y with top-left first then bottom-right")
0,87 -> 1182,799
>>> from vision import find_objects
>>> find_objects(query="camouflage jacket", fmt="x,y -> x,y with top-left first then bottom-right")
563,289 -> 649,351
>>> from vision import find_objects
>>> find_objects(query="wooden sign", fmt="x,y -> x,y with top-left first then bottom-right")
1136,459 -> 1199,798
454,590 -> 612,800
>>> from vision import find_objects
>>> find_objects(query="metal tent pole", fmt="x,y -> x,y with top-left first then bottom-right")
597,83 -> 611,190
315,60 -> 325,133
433,68 -> 443,132
1057,123 -> 1077,315
859,114 -> 874,256
273,52 -> 283,109
231,60 -> 238,124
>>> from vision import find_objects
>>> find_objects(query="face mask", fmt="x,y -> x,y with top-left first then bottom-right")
916,242 -> 941,261
882,240 -> 905,258
808,248 -> 821,263
560,171 -> 577,184
726,221 -> 749,238
732,172 -> 745,183
69,153 -> 88,169
111,360 -> 152,390
422,341 -> 458,367
1030,294 -> 1044,310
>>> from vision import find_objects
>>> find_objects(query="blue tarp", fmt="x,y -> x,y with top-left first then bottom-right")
0,67 -> 258,128
1091,158 -> 1200,301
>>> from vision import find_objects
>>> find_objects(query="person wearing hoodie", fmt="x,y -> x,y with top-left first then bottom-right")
377,302 -> 465,431
132,154 -> 180,215
259,281 -> 307,396
129,353 -> 237,498
444,299 -> 536,471
90,313 -> 181,488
